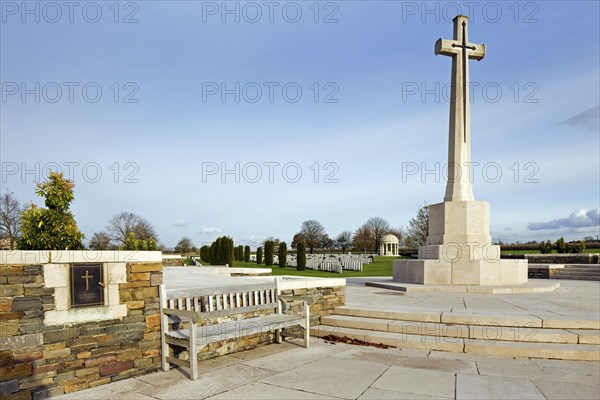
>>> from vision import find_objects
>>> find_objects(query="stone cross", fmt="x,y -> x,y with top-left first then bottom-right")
435,15 -> 485,202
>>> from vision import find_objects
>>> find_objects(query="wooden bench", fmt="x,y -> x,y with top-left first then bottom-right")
159,281 -> 311,380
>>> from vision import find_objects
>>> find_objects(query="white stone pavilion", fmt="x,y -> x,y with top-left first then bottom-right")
380,234 -> 400,256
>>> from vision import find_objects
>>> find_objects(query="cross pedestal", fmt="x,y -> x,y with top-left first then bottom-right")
393,15 -> 527,286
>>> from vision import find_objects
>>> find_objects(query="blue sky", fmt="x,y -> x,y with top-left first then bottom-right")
1,0 -> 599,248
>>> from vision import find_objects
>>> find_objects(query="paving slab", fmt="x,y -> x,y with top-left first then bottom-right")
531,378 -> 600,400
206,382 -> 338,399
138,364 -> 276,399
358,387 -> 451,400
333,347 -> 477,374
56,377 -> 155,399
371,365 -> 455,398
456,373 -> 545,399
242,340 -> 349,372
260,357 -> 388,399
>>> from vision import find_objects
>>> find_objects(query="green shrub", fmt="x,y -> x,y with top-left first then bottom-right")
539,240 -> 553,254
19,172 -> 84,250
278,242 -> 287,268
567,240 -> 585,254
264,241 -> 274,266
256,247 -> 263,264
556,237 -> 567,254
244,245 -> 250,262
297,241 -> 306,271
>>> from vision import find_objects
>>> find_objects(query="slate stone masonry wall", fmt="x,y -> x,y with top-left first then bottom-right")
1,255 -> 163,400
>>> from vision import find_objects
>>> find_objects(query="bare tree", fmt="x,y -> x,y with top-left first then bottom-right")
406,204 -> 429,247
299,220 -> 326,254
352,224 -> 375,253
335,231 -> 353,253
88,231 -> 114,250
174,236 -> 194,254
388,226 -> 407,247
106,211 -> 158,246
365,217 -> 390,252
0,192 -> 22,249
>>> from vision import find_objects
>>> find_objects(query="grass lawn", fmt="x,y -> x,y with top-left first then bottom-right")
227,256 -> 410,278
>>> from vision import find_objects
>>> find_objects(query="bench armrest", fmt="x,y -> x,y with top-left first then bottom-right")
163,308 -> 203,324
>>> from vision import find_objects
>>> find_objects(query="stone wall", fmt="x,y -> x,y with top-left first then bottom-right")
503,254 -> 599,264
1,251 -> 163,399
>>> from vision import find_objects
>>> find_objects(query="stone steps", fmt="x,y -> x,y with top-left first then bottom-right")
311,306 -> 600,360
553,265 -> 600,281
310,325 -> 600,361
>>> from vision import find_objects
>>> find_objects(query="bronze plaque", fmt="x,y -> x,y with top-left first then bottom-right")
71,264 -> 104,307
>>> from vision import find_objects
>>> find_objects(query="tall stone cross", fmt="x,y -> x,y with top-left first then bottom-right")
435,15 -> 485,202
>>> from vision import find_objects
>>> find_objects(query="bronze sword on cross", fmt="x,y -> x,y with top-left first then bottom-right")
435,16 -> 486,143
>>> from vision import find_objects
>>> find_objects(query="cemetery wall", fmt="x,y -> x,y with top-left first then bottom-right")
503,254 -> 599,264
0,251 -> 163,400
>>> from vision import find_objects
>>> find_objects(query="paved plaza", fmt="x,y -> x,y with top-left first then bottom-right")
55,278 -> 600,400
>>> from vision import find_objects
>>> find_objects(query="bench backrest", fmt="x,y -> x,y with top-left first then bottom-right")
160,282 -> 280,320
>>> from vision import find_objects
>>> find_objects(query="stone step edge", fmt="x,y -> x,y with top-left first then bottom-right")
310,325 -> 600,362
321,315 -> 599,345
334,306 -> 600,330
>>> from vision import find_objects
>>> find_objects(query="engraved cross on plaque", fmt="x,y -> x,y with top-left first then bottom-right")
81,270 -> 93,291
435,15 -> 486,202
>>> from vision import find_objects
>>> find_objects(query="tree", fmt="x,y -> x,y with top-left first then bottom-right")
299,220 -> 326,254
539,240 -> 552,254
567,240 -> 586,254
106,211 -> 158,247
120,232 -> 157,251
262,236 -> 280,248
19,172 -> 85,250
237,245 -> 244,261
388,227 -> 406,247
256,246 -> 263,264
297,241 -> 306,271
365,217 -> 391,253
556,237 -> 567,254
209,236 -> 234,266
89,232 -> 113,250
244,245 -> 250,262
291,232 -> 306,249
405,205 -> 429,247
200,245 -> 211,263
278,241 -> 287,268
264,241 -> 274,266
352,224 -> 375,253
0,191 -> 22,249
174,236 -> 194,253
335,231 -> 353,253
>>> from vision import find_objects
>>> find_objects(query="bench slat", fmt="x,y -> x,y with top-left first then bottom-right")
164,283 -> 277,300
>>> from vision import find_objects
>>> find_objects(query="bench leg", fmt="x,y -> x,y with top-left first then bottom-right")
275,329 -> 282,344
161,341 -> 170,372
189,324 -> 198,380
304,303 -> 310,349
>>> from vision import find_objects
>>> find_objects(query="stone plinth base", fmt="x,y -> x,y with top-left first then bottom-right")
393,258 -> 528,286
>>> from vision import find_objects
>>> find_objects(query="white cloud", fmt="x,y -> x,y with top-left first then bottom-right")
528,209 -> 600,231
559,106 -> 600,132
200,227 -> 222,234
173,220 -> 189,228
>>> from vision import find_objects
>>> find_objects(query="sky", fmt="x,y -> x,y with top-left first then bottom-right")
1,0 -> 599,249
